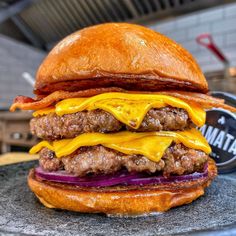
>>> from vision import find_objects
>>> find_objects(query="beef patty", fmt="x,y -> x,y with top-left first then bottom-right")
39,144 -> 208,177
31,107 -> 193,140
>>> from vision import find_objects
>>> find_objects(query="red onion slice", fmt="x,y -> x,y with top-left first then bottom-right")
35,167 -> 142,187
124,171 -> 208,186
35,165 -> 208,188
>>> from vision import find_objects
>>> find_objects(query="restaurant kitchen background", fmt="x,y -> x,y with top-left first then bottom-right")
0,0 -> 235,160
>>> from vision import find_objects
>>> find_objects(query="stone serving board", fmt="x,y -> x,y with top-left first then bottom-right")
0,161 -> 236,236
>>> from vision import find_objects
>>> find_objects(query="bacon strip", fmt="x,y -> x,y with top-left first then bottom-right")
10,87 -> 126,111
156,91 -> 236,112
10,88 -> 236,112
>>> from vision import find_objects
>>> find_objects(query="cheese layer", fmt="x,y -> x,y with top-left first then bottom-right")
33,93 -> 206,128
30,128 -> 211,162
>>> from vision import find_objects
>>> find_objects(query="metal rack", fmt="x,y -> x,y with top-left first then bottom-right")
0,0 -> 234,49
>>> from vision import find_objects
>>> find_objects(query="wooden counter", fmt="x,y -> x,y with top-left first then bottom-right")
0,152 -> 38,166
0,111 -> 38,153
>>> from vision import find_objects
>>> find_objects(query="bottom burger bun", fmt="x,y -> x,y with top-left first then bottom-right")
28,158 -> 217,215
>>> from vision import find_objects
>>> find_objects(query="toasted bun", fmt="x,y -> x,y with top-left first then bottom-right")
35,23 -> 208,95
28,158 -> 217,215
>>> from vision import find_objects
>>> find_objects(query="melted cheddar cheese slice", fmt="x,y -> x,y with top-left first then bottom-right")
30,128 -> 211,162
33,93 -> 206,128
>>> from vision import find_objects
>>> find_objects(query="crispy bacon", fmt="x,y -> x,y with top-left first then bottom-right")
156,91 -> 236,112
14,96 -> 35,104
10,88 -> 236,112
10,87 -> 126,111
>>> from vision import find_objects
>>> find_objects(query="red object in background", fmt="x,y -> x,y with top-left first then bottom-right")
196,33 -> 229,65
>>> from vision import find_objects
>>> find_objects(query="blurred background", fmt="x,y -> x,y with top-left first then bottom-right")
0,0 -> 235,158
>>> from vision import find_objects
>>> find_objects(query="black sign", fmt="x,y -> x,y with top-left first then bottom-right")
199,109 -> 236,173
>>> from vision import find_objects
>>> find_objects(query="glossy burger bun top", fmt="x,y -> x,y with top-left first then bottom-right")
35,23 -> 208,95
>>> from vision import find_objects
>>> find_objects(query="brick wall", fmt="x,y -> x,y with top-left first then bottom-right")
149,2 -> 236,73
0,35 -> 45,109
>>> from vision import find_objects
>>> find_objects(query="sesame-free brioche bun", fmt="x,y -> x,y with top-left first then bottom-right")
35,23 -> 208,95
28,158 -> 217,215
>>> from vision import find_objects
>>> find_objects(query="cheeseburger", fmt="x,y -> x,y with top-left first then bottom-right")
11,23 -> 236,215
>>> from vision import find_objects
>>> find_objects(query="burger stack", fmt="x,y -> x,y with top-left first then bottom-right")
11,23 -> 236,215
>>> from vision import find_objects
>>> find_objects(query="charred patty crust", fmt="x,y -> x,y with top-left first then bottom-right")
39,143 -> 208,177
31,107 -> 193,140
